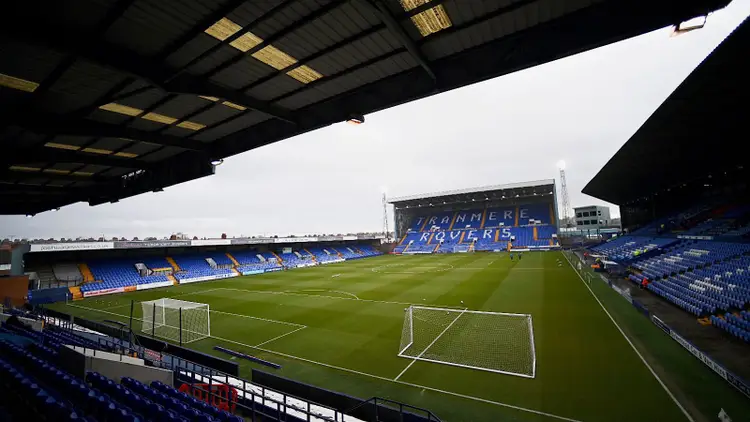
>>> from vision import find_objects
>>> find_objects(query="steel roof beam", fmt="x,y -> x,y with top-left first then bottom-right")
365,0 -> 436,82
0,169 -> 107,184
0,18 -> 297,124
9,114 -> 210,152
204,0 -> 349,79
3,148 -> 157,170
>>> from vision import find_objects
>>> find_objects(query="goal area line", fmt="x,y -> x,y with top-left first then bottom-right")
396,353 -> 536,379
410,305 -> 531,318
398,305 -> 537,379
63,303 -> 579,422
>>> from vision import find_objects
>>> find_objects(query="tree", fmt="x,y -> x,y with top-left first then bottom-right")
169,234 -> 177,240
221,233 -> 227,239
193,236 -> 198,240
132,237 -> 139,241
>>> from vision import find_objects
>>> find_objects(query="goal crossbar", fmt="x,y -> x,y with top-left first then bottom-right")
398,305 -> 536,378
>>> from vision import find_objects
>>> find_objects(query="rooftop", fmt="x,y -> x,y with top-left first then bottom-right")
0,0 -> 729,214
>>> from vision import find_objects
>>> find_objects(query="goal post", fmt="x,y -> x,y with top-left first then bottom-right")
398,306 -> 536,378
141,298 -> 210,344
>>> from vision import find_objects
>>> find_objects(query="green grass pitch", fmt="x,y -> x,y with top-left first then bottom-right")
49,252 -> 747,422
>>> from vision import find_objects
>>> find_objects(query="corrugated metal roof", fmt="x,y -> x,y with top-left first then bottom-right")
0,0 -> 730,214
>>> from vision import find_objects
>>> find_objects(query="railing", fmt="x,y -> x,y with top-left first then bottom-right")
345,397 -> 441,422
32,276 -> 84,290
36,309 -> 369,422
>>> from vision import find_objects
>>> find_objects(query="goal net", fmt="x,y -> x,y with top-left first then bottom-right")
141,298 -> 210,344
398,306 -> 536,378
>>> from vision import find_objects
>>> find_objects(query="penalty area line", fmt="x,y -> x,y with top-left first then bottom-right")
210,336 -> 582,422
66,303 -> 581,421
561,252 -> 694,422
254,326 -> 307,347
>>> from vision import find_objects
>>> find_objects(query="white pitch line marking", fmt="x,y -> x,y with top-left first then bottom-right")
68,302 -> 304,328
288,288 -> 360,300
65,300 -> 582,422
210,309 -> 304,328
254,326 -> 307,347
561,251 -> 694,422
210,335 -> 582,422
217,287 -> 467,310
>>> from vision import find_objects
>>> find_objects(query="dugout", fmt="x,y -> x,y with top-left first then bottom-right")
582,16 -> 749,230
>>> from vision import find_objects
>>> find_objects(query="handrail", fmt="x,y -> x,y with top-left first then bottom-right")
344,396 -> 442,422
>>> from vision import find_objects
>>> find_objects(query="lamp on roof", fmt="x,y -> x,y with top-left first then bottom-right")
346,113 -> 365,125
672,15 -> 707,36
210,158 -> 224,166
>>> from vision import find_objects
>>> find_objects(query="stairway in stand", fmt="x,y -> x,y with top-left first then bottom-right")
68,286 -> 83,301
304,249 -> 318,262
166,257 -> 181,272
78,263 -> 94,283
167,274 -> 179,285
226,253 -> 240,266
271,251 -> 284,265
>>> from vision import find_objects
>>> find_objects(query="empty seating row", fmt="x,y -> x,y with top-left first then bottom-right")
1,321 -> 246,422
710,315 -> 750,343
590,236 -> 677,261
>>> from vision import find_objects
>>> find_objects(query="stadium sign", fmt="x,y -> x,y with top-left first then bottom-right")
115,240 -> 191,249
651,316 -> 749,399
29,234 -> 384,252
231,238 -> 274,245
274,237 -> 318,243
240,269 -> 265,276
179,273 -> 237,284
30,242 -> 114,252
191,239 -> 231,246
83,287 -> 124,297
136,281 -> 173,291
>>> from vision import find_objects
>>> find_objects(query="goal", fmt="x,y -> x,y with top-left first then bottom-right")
398,306 -> 536,378
141,298 -> 210,344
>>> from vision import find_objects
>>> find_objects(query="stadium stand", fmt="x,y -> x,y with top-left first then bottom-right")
81,260 -> 170,294
230,250 -> 282,272
397,226 -> 558,253
0,324 -> 246,422
307,247 -> 345,263
589,237 -> 677,262
406,204 -> 555,233
33,243 -> 382,296
171,254 -> 234,281
600,207 -> 750,337
52,263 -> 83,283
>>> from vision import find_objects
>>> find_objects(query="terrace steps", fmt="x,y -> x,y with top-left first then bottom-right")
166,257 -> 181,272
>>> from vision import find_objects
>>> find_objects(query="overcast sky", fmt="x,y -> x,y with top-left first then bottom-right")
2,1 -> 748,240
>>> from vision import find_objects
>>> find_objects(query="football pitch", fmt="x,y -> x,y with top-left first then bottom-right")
48,252 -> 725,422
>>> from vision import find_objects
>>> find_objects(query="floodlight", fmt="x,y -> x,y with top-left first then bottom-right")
672,15 -> 707,36
210,158 -> 224,166
556,160 -> 566,170
347,113 -> 365,125
25,214 -> 33,218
